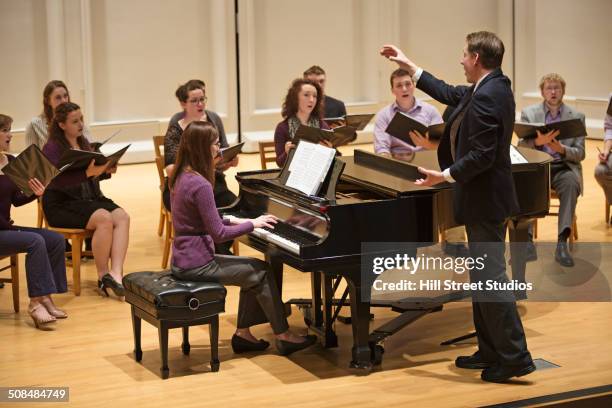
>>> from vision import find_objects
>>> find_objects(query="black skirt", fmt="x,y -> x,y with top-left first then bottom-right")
43,189 -> 120,229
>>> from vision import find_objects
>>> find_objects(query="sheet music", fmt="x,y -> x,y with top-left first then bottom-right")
509,144 -> 528,164
286,141 -> 335,196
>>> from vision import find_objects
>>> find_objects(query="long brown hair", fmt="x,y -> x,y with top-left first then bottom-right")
48,102 -> 90,151
169,121 -> 218,188
281,78 -> 324,120
42,80 -> 70,125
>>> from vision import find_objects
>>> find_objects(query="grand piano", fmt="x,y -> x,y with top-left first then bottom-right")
222,145 -> 551,371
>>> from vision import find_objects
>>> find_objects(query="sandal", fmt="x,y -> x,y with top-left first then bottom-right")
29,304 -> 57,329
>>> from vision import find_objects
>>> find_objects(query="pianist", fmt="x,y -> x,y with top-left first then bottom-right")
274,78 -> 332,167
169,120 -> 317,355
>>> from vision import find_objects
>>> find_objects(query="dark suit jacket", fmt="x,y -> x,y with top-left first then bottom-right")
417,68 -> 519,224
323,95 -> 347,118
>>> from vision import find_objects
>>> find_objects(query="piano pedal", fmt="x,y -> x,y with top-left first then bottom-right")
371,344 -> 385,366
337,313 -> 375,325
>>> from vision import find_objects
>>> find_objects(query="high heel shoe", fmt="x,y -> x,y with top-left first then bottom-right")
29,304 -> 56,329
231,334 -> 270,353
99,274 -> 125,297
41,299 -> 68,319
275,335 -> 317,356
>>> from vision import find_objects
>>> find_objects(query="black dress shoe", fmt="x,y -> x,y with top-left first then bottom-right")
555,242 -> 574,267
481,362 -> 536,383
455,352 -> 493,369
231,334 -> 270,353
276,335 -> 317,356
99,274 -> 125,297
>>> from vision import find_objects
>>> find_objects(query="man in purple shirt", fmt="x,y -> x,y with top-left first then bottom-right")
594,93 -> 612,223
519,73 -> 586,267
374,69 -> 443,158
374,69 -> 468,256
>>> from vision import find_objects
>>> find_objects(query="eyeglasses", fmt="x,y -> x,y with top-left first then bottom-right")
188,97 -> 208,105
213,140 -> 221,147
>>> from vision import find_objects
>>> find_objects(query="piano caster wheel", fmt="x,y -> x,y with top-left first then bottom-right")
210,360 -> 220,372
371,344 -> 384,366
182,343 -> 190,355
134,349 -> 143,362
161,367 -> 169,379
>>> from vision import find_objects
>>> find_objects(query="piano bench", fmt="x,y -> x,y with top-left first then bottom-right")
123,271 -> 227,379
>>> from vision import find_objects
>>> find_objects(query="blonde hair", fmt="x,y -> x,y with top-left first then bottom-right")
539,73 -> 566,92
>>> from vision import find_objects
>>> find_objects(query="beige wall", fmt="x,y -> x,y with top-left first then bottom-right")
1,0 -> 610,157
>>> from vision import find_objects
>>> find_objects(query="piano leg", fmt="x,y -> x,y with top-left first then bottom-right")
321,273 -> 339,348
347,279 -> 373,371
508,218 -> 532,301
310,272 -> 322,327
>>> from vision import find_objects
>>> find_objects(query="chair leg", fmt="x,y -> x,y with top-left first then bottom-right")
11,254 -> 19,313
36,202 -> 43,229
71,235 -> 82,296
533,219 -> 538,239
232,241 -> 240,256
209,315 -> 220,372
606,199 -> 611,226
159,322 -> 169,379
157,201 -> 165,237
572,216 -> 578,240
131,306 -> 142,362
161,218 -> 172,269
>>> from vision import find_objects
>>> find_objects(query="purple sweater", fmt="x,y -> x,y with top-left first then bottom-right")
171,171 -> 253,269
42,138 -> 88,189
0,155 -> 37,230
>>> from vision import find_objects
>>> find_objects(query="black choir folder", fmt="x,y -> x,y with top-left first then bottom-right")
294,124 -> 356,148
2,145 -> 70,195
89,129 -> 122,152
385,111 -> 445,146
219,142 -> 244,165
324,113 -> 375,130
514,118 -> 586,140
58,144 -> 130,171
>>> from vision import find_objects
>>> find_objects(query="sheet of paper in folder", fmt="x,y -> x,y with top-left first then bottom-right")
2,144 -> 69,195
285,141 -> 336,196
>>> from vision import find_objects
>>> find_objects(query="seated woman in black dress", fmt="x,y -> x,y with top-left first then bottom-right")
273,78 -> 331,167
42,102 -> 130,297
170,121 -> 316,355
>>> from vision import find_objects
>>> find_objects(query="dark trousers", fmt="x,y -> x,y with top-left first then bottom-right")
0,226 -> 67,297
466,221 -> 532,366
171,254 -> 289,334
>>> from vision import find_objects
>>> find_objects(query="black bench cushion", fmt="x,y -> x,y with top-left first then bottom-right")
123,271 -> 226,320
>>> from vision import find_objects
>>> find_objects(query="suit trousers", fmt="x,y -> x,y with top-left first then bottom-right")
594,154 -> 612,204
0,226 -> 67,297
466,221 -> 533,366
171,254 -> 289,334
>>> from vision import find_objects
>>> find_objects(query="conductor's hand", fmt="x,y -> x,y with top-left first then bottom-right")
28,178 -> 46,196
86,159 -> 109,178
410,130 -> 438,150
380,44 -> 418,76
414,167 -> 445,187
534,129 -> 559,146
251,214 -> 278,229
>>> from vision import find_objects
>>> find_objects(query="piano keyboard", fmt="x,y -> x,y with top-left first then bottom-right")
250,220 -> 322,255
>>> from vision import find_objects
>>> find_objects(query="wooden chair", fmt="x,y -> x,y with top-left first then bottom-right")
153,136 -> 167,237
36,198 -> 46,228
534,190 -> 578,245
258,141 -> 277,170
606,197 -> 611,227
41,208 -> 93,296
0,254 -> 20,312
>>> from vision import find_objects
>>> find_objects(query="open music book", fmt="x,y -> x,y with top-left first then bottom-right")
285,141 -> 336,196
294,124 -> 356,148
509,144 -> 528,164
385,112 -> 445,146
58,144 -> 130,171
2,145 -> 71,195
514,118 -> 586,140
